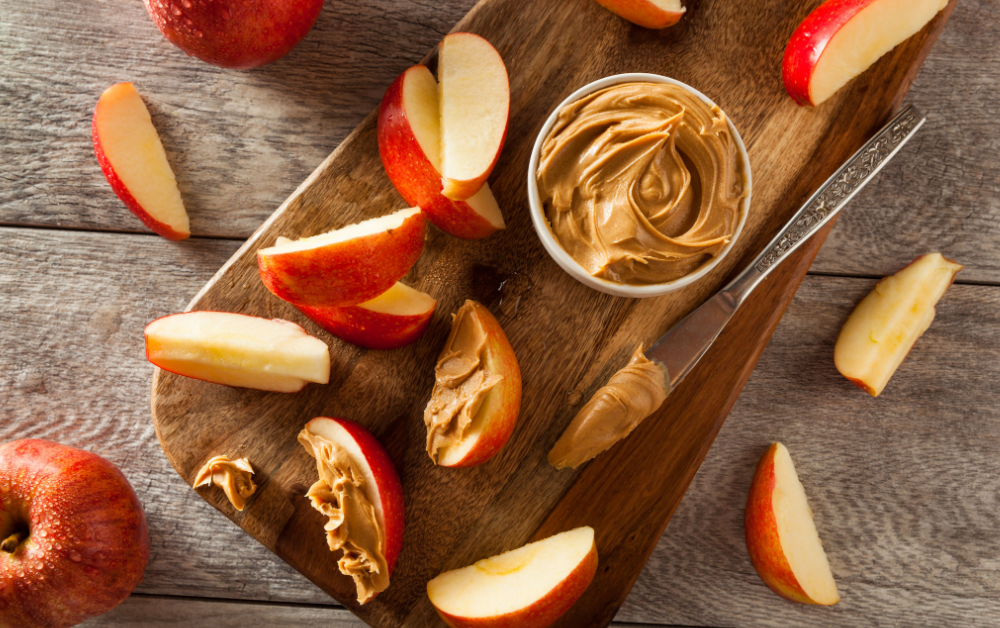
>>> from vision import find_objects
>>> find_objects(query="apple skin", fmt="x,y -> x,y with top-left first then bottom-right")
744,443 -> 835,606
0,439 -> 150,628
142,0 -> 324,70
431,540 -> 598,628
782,0 -> 875,106
437,301 -> 522,468
592,0 -> 685,29
297,301 -> 435,351
378,66 -> 502,240
258,211 -> 426,308
92,84 -> 190,241
303,418 -> 405,576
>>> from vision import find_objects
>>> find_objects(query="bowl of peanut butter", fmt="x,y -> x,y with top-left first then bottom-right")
528,73 -> 751,298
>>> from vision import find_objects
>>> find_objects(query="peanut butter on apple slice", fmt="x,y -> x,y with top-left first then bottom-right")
193,455 -> 257,511
423,301 -> 503,464
298,429 -> 389,605
549,345 -> 669,469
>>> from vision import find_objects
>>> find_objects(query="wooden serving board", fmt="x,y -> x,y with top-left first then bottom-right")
151,1 -> 956,626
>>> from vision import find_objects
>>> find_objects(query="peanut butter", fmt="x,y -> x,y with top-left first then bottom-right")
193,455 -> 256,511
423,300 -> 502,464
549,346 -> 669,469
537,82 -> 747,285
298,429 -> 389,604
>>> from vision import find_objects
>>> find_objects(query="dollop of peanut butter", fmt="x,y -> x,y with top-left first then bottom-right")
298,429 -> 389,604
193,455 -> 257,511
423,300 -> 502,463
549,346 -> 669,469
537,82 -> 747,285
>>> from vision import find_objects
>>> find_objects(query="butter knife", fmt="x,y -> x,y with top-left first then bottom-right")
646,105 -> 926,390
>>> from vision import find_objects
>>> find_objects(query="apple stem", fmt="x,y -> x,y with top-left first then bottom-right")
0,532 -> 25,553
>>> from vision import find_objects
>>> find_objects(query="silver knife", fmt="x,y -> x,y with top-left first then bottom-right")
646,105 -> 927,390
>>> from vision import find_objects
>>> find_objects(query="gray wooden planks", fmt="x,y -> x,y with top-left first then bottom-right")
80,595 -> 651,627
5,227 -> 1000,626
0,0 -> 997,285
0,0 -> 475,239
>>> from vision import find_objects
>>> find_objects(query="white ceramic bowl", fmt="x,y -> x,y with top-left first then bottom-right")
526,73 -> 753,298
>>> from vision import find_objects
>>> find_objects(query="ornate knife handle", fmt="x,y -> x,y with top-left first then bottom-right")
725,105 -> 926,304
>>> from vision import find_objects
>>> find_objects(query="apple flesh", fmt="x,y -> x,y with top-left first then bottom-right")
427,526 -> 598,628
0,439 -> 149,628
438,33 -> 510,201
92,82 -> 190,240
258,208 -> 425,308
145,311 -> 331,393
378,64 -> 505,239
745,443 -> 839,606
783,0 -> 949,106
428,301 -> 522,468
142,0 -> 324,69
297,281 -> 437,351
301,418 -> 405,593
592,0 -> 685,29
834,252 -> 963,397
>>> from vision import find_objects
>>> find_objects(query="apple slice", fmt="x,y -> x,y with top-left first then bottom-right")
423,300 -> 521,467
834,252 -> 963,397
299,417 -> 405,603
258,208 -> 425,308
438,33 -> 510,201
297,281 -> 437,350
378,64 -> 505,239
745,443 -> 840,606
782,0 -> 949,106
427,526 -> 598,628
92,83 -> 190,240
145,311 -> 330,393
592,0 -> 685,29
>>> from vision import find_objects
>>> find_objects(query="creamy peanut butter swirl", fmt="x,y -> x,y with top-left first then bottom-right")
549,346 -> 669,469
193,455 -> 257,511
423,301 -> 502,463
537,82 -> 747,285
297,429 -> 389,604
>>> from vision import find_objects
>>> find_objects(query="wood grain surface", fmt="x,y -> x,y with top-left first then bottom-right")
3,0 -> 999,626
145,0 -> 959,626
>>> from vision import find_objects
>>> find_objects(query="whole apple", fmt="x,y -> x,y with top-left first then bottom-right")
143,0 -> 325,69
0,439 -> 150,628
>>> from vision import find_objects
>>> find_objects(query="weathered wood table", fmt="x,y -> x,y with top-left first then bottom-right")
2,0 -> 998,626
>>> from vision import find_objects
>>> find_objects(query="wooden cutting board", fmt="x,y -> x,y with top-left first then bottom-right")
151,0 -> 956,625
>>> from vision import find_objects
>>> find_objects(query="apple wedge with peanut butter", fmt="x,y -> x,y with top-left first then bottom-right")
423,300 -> 522,468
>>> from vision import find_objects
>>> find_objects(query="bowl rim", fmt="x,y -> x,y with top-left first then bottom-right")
526,72 -> 753,299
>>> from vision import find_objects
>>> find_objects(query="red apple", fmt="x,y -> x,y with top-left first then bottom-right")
782,0 -> 949,106
0,439 -> 149,628
427,526 -> 598,628
378,65 -> 505,239
438,33 -> 510,201
142,0 -> 324,69
424,300 -> 521,468
258,208 -> 426,308
299,418 -> 405,602
745,443 -> 839,606
93,83 -> 190,240
145,311 -> 331,392
297,281 -> 437,350
592,0 -> 685,29
834,252 -> 963,397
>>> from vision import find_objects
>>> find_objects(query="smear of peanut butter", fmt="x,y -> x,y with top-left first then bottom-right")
423,300 -> 502,463
193,455 -> 257,511
549,346 -> 669,469
537,82 -> 747,286
298,429 -> 389,604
